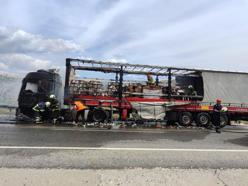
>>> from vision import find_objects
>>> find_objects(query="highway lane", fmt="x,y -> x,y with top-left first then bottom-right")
0,124 -> 247,169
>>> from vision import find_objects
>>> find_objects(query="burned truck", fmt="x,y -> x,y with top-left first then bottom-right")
16,58 -> 248,126
64,58 -> 248,126
17,69 -> 62,119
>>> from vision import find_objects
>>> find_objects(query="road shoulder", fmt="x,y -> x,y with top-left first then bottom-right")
0,168 -> 247,186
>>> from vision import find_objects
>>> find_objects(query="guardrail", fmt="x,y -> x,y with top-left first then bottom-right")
0,105 -> 17,110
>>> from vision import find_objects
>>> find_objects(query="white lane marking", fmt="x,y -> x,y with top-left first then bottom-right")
0,146 -> 247,152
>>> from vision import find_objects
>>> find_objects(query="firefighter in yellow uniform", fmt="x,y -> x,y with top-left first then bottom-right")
74,101 -> 87,125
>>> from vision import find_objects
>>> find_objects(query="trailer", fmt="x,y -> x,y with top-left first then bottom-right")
63,58 -> 248,127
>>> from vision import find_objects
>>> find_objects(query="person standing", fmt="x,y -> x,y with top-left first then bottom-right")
48,94 -> 60,124
213,99 -> 223,133
73,100 -> 87,125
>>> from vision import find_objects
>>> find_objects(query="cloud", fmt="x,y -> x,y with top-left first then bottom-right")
0,0 -> 248,72
0,53 -> 51,72
0,62 -> 8,70
84,0 -> 248,71
0,27 -> 82,74
108,58 -> 128,63
0,27 -> 80,53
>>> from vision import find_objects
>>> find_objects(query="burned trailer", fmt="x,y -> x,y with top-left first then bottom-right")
17,69 -> 62,119
64,58 -> 248,126
64,58 -> 205,123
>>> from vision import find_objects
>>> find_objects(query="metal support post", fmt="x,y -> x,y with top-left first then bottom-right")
168,68 -> 172,100
155,75 -> 159,86
118,66 -> 124,120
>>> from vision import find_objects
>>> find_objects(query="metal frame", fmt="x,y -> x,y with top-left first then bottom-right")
64,58 -> 203,105
66,58 -> 201,76
66,58 -> 248,75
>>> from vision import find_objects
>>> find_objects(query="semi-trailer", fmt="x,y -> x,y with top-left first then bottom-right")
16,58 -> 248,127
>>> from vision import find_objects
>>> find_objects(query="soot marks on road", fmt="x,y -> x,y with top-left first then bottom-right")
0,126 -> 210,147
227,135 -> 248,147
157,131 -> 210,142
72,130 -> 210,144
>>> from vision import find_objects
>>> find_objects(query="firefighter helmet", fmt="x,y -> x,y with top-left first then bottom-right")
45,101 -> 51,107
49,94 -> 56,99
216,99 -> 222,103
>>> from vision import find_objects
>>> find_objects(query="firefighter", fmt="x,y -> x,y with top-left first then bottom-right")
186,85 -> 197,100
187,85 -> 197,96
213,99 -> 223,133
48,95 -> 59,110
73,100 -> 87,125
147,73 -> 154,85
48,94 -> 60,124
32,101 -> 51,123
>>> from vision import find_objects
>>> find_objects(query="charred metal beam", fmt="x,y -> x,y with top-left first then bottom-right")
155,75 -> 159,86
168,68 -> 172,100
64,58 -> 72,103
73,66 -> 170,76
67,58 -> 248,75
118,66 -> 124,120
67,58 -> 200,73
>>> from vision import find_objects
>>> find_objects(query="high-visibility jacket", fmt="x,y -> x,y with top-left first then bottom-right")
74,101 -> 87,111
33,102 -> 47,112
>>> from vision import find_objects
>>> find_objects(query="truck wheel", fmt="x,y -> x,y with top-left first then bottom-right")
196,112 -> 210,127
92,108 -> 108,122
87,110 -> 93,122
178,112 -> 193,126
220,114 -> 228,128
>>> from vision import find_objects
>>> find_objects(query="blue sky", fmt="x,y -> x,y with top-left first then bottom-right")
0,0 -> 248,74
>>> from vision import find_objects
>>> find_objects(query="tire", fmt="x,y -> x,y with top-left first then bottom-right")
92,108 -> 108,122
178,112 -> 193,126
196,112 -> 211,127
220,114 -> 228,128
87,110 -> 93,122
60,109 -> 73,121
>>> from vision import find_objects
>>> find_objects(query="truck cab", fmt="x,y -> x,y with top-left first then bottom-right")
17,69 -> 62,119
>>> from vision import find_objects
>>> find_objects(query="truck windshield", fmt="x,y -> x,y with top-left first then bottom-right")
25,82 -> 38,93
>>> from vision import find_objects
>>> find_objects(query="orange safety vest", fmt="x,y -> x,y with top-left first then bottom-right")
74,101 -> 87,111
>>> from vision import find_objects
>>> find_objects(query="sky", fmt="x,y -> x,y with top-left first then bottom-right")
0,0 -> 248,75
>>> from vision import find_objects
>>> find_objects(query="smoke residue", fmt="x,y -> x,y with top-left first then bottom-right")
0,73 -> 22,106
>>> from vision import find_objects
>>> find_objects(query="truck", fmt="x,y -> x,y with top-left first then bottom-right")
16,69 -> 62,120
17,58 -> 248,127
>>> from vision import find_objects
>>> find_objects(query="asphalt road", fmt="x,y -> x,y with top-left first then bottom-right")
0,124 -> 247,169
